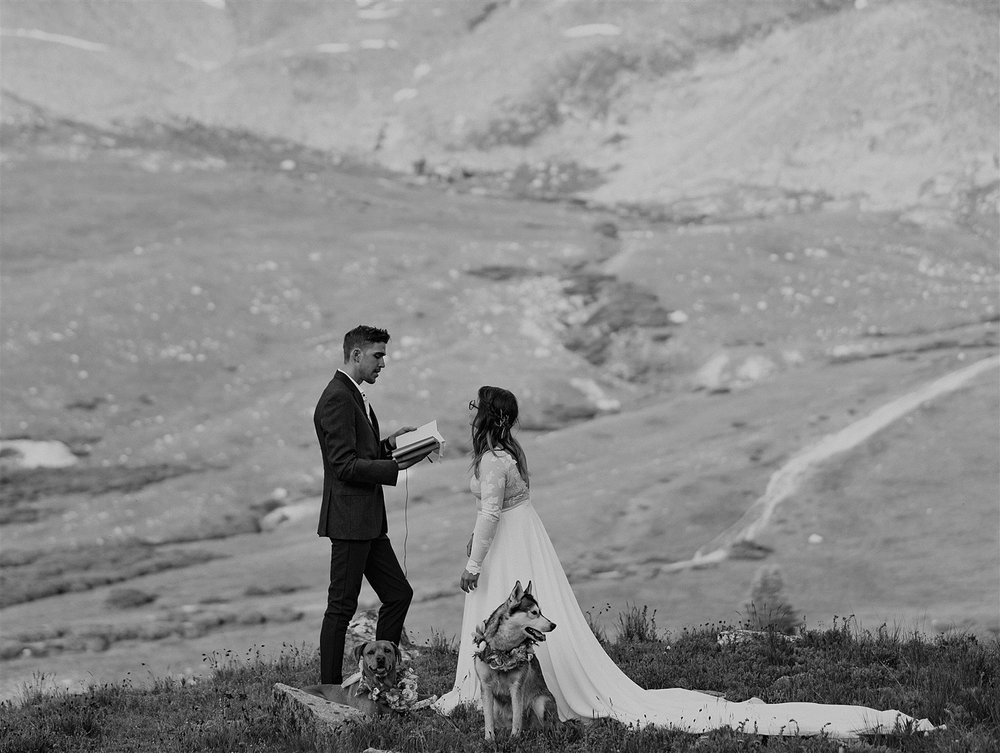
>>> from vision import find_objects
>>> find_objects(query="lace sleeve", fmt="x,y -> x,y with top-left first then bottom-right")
466,452 -> 508,575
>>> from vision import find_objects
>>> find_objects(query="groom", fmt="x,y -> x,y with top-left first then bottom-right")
313,324 -> 434,685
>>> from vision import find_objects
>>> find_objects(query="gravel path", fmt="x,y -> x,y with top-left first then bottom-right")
658,355 -> 1000,571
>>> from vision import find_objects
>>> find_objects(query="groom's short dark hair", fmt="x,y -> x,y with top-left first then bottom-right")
343,325 -> 390,362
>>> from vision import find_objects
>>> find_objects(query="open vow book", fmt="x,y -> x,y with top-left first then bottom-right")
392,420 -> 445,463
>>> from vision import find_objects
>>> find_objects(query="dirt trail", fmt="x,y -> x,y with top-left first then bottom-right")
655,355 -> 1000,571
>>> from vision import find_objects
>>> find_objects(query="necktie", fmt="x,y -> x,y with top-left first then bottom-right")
360,391 -> 373,424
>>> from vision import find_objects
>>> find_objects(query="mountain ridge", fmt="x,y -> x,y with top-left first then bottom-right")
2,0 -> 997,223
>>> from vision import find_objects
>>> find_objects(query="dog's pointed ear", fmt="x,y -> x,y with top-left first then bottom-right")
353,642 -> 368,661
524,581 -> 533,596
508,581 -> 523,604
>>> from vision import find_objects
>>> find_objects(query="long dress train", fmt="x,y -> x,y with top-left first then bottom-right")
432,453 -> 935,738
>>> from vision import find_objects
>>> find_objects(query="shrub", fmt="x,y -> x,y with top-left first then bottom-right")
105,588 -> 157,609
744,565 -> 801,634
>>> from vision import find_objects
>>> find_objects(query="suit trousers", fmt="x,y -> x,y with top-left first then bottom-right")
320,536 -> 413,684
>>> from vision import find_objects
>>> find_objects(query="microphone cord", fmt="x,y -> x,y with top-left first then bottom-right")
402,469 -> 409,576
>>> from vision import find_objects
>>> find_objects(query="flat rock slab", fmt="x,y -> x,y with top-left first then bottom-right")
273,682 -> 364,750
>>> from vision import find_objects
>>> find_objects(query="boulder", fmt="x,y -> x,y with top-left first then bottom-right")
272,682 -> 364,750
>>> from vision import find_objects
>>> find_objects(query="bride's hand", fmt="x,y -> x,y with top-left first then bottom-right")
460,570 -> 479,593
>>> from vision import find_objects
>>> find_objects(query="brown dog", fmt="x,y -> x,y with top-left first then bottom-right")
301,639 -> 402,716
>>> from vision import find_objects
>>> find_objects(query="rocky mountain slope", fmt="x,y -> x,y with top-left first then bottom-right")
3,0 -> 997,222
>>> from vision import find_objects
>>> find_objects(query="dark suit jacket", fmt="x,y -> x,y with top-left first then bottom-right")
314,370 -> 399,540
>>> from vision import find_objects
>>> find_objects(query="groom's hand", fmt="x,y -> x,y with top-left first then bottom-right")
386,425 -> 417,450
394,442 -> 439,470
395,449 -> 433,470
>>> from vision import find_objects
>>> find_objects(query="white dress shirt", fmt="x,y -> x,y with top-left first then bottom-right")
337,368 -> 372,424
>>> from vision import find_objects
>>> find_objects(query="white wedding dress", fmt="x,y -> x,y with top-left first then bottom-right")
432,450 -> 936,738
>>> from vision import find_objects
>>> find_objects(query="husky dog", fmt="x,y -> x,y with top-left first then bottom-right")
474,580 -> 557,740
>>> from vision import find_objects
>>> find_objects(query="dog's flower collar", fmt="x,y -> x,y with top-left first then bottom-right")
473,625 -> 536,671
356,664 -> 421,712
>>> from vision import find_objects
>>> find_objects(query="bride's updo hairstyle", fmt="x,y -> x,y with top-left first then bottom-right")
470,385 -> 529,486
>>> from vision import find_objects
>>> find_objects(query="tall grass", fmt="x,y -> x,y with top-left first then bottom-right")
617,602 -> 659,644
2,612 -> 997,753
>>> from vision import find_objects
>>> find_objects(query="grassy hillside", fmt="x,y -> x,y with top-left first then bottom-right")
1,612 -> 998,752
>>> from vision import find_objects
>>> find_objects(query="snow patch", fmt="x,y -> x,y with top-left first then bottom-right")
0,28 -> 108,52
0,439 -> 79,469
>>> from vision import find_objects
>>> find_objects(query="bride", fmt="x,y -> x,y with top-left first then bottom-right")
432,386 -> 935,737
